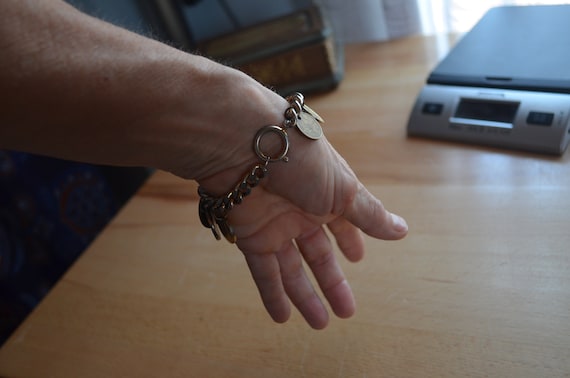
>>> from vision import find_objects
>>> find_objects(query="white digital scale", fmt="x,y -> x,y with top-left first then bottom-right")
407,5 -> 570,155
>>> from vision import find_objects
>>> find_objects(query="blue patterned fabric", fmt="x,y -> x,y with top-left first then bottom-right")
0,150 -> 148,344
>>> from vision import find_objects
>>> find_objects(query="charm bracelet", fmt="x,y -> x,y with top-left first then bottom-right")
197,92 -> 324,243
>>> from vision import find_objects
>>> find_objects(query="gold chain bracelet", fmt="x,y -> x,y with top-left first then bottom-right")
197,92 -> 325,243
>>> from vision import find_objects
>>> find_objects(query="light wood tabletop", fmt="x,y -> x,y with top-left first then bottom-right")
1,34 -> 569,377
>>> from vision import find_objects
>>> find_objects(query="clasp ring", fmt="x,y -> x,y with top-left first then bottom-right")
254,125 -> 289,163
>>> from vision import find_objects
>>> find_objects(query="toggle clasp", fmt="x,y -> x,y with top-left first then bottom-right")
254,125 -> 290,163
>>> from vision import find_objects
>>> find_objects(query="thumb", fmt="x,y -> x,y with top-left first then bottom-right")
343,183 -> 408,240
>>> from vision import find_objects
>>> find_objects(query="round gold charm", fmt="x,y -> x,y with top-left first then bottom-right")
296,112 -> 323,140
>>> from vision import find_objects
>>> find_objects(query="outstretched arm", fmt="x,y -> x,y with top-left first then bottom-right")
0,0 -> 408,329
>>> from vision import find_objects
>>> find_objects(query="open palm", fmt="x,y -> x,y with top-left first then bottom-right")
222,137 -> 408,329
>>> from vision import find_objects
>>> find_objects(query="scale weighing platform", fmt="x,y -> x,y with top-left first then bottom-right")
407,5 -> 570,155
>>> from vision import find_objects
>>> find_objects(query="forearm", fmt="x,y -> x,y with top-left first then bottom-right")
0,0 -> 287,185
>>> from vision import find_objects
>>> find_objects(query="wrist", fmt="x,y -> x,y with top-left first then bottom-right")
198,92 -> 325,242
183,63 -> 289,193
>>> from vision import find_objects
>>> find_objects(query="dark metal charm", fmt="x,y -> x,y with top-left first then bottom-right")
217,218 -> 237,243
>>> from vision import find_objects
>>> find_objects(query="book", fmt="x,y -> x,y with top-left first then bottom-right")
195,5 -> 344,95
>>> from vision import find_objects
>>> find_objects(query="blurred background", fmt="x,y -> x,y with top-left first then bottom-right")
64,0 -> 570,45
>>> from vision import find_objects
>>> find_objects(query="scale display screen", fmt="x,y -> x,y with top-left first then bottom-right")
455,99 -> 520,123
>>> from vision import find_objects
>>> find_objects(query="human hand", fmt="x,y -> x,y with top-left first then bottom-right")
198,107 -> 408,329
127,57 -> 408,329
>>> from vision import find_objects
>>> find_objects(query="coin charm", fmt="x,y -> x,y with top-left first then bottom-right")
217,218 -> 237,243
198,201 -> 211,228
296,112 -> 323,140
302,104 -> 325,123
210,221 -> 221,240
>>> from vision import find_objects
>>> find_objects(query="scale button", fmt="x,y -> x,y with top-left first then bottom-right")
422,102 -> 444,115
527,111 -> 554,126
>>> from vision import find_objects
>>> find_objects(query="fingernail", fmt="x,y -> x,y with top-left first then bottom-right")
392,213 -> 408,233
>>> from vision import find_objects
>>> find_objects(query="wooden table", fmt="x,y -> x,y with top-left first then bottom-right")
1,35 -> 569,377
